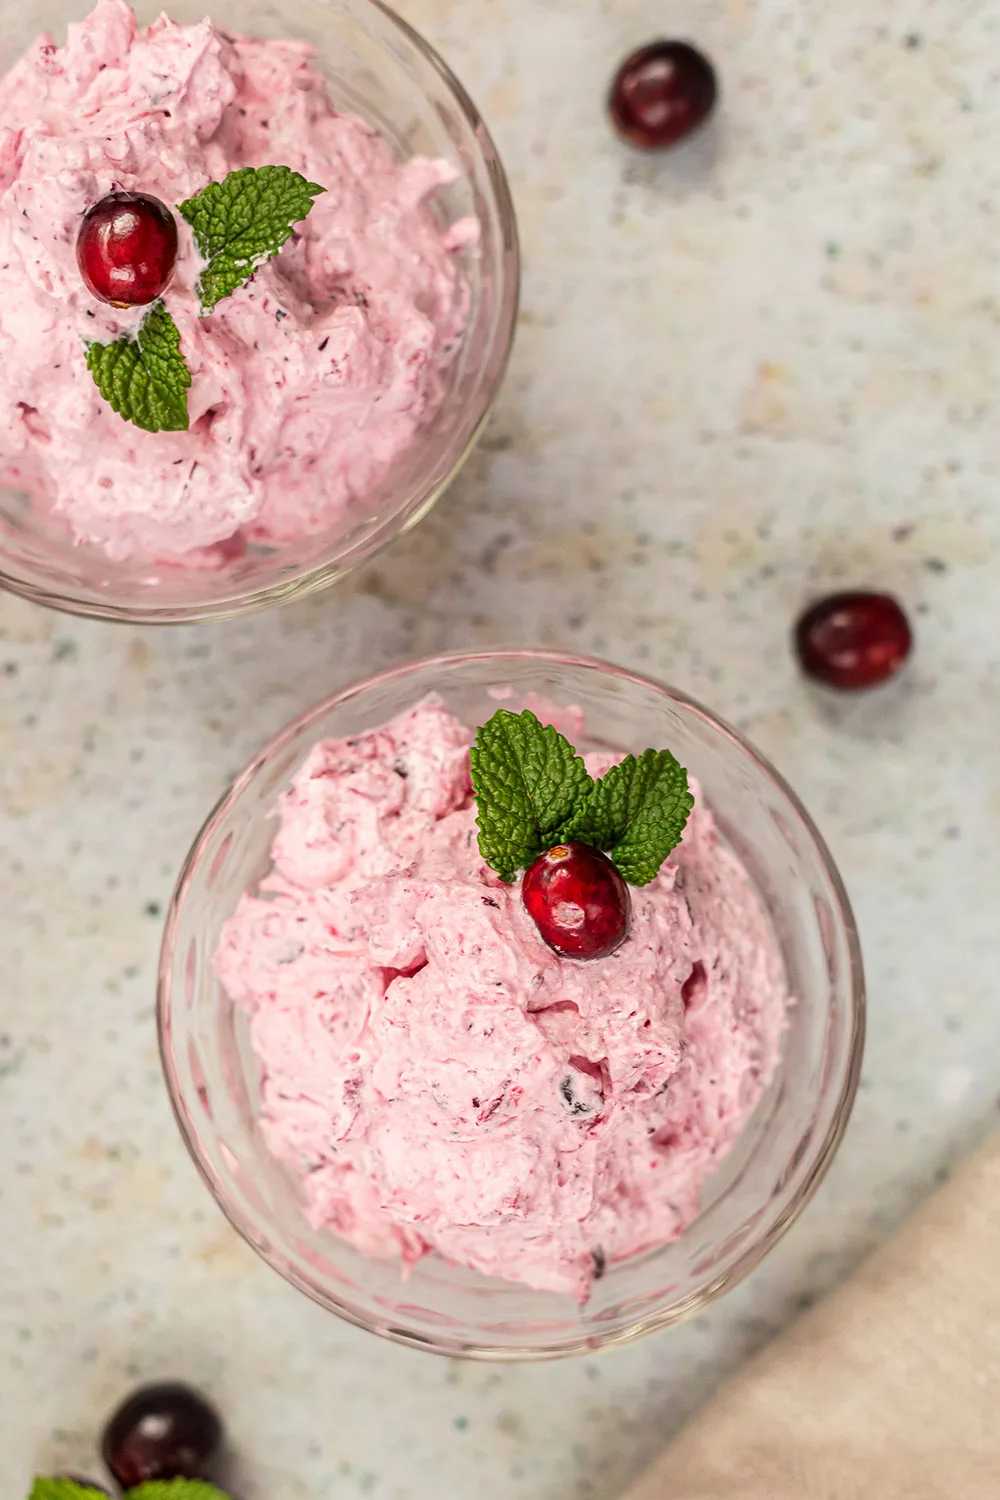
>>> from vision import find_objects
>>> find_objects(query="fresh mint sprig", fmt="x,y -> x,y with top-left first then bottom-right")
561,747 -> 694,885
469,710 -> 593,883
179,165 -> 325,316
30,1478 -> 230,1500
127,1484 -> 230,1500
85,300 -> 190,433
84,165 -> 324,432
29,1482 -> 108,1500
470,709 -> 692,888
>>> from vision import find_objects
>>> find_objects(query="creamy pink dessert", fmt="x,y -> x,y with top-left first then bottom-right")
0,0 -> 469,561
214,697 -> 789,1301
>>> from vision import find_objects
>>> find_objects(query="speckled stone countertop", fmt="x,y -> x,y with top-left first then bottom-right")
3,0 -> 1000,1495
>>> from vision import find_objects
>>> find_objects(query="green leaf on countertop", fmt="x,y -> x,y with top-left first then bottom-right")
563,748 -> 693,885
469,709 -> 594,883
84,299 -> 191,433
179,165 -> 325,314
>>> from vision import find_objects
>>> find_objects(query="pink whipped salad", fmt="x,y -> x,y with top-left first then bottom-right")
214,697 -> 788,1301
0,0 -> 469,562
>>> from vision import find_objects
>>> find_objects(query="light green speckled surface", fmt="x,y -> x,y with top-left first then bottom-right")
3,0 -> 1000,1494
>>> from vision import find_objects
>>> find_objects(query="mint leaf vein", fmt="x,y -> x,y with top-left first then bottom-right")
85,301 -> 191,433
470,710 -> 594,883
179,165 -> 325,315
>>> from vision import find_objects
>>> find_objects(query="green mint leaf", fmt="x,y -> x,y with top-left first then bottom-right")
85,301 -> 190,433
564,749 -> 693,885
559,772 -> 623,850
469,709 -> 594,883
30,1481 -> 109,1500
179,165 -> 325,314
29,1482 -> 230,1500
127,1481 -> 232,1500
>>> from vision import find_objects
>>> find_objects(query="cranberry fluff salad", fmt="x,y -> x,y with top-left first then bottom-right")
214,697 -> 789,1302
0,0 -> 471,563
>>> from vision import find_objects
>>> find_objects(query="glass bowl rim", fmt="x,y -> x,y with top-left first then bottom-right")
0,0 -> 521,624
157,647 -> 867,1359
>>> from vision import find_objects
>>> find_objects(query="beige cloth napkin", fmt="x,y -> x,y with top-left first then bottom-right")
626,1132 -> 1000,1500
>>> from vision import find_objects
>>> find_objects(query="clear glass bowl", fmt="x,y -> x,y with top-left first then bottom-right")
158,650 -> 865,1359
0,0 -> 518,622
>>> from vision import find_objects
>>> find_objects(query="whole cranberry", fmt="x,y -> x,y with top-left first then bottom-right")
101,1382 -> 222,1488
77,191 -> 179,307
795,591 -> 913,690
522,843 -> 630,960
609,40 -> 718,150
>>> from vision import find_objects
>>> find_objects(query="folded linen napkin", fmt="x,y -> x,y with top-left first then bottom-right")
625,1132 -> 1000,1500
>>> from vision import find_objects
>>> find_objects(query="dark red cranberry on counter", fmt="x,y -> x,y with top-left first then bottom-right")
522,843 -> 630,960
609,41 -> 718,150
101,1381 -> 222,1488
77,191 -> 179,308
795,590 -> 913,690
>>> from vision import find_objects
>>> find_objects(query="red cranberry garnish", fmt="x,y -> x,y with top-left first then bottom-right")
101,1382 -> 222,1488
609,41 -> 718,150
795,591 -> 913,690
77,191 -> 179,308
522,843 -> 630,960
